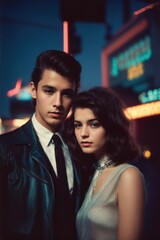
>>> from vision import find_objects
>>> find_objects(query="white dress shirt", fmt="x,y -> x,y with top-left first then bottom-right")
31,114 -> 73,193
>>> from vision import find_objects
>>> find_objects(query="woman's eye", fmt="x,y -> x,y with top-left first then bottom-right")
90,122 -> 100,128
74,123 -> 82,129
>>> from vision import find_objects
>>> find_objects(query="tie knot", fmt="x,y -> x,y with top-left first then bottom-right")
52,134 -> 62,146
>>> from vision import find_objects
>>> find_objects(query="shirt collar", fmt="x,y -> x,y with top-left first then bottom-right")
31,113 -> 66,147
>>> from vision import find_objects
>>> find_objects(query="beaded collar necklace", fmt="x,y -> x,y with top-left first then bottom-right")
92,156 -> 115,195
94,156 -> 115,171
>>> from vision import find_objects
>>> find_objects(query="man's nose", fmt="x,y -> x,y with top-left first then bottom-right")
53,92 -> 62,107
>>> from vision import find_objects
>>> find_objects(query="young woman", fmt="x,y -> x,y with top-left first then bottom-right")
66,87 -> 145,240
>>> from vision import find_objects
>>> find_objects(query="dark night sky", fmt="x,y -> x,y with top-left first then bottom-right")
0,0 -> 148,117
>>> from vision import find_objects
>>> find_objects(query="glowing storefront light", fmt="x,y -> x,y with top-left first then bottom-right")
125,100 -> 160,120
143,149 -> 151,159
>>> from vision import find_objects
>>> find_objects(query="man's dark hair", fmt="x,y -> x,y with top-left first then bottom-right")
31,50 -> 82,105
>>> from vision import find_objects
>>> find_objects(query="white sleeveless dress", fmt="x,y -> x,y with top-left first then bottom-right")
76,164 -> 140,240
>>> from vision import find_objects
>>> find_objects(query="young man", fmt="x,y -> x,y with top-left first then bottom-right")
0,50 -> 82,240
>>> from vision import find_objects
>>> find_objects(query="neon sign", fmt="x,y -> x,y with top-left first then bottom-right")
138,88 -> 160,103
110,35 -> 152,80
7,79 -> 32,101
7,79 -> 22,97
127,62 -> 144,80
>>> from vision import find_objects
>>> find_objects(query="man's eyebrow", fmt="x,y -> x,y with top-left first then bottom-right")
41,85 -> 75,93
42,85 -> 55,88
62,88 -> 75,92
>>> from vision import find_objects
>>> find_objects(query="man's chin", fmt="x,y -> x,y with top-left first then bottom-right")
49,120 -> 63,132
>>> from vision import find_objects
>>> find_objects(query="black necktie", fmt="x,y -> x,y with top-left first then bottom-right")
52,134 -> 73,239
52,134 -> 70,198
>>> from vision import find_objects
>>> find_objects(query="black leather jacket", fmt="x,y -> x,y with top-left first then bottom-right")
0,120 -> 80,240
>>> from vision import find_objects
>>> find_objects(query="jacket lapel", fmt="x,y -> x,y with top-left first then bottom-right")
13,120 -> 55,185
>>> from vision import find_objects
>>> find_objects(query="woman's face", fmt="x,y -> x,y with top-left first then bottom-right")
74,108 -> 107,159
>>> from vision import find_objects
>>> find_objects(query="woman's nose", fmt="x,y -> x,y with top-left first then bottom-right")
81,127 -> 89,138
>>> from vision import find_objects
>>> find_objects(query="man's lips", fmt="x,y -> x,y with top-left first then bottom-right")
49,111 -> 63,118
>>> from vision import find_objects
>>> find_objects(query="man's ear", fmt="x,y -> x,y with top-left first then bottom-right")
30,82 -> 37,99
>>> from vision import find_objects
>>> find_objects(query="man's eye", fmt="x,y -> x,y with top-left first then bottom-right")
62,90 -> 74,98
44,88 -> 54,94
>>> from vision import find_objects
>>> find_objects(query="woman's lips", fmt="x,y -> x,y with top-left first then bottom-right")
81,141 -> 92,147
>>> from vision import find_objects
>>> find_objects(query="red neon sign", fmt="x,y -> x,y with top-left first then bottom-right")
7,79 -> 22,97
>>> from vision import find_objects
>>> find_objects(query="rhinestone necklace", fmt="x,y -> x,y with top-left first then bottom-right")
94,156 -> 115,171
92,156 -> 115,195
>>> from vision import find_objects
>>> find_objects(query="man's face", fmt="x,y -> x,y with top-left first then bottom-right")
30,69 -> 75,132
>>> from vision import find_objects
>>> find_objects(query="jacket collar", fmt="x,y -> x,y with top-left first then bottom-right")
11,120 -> 53,182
